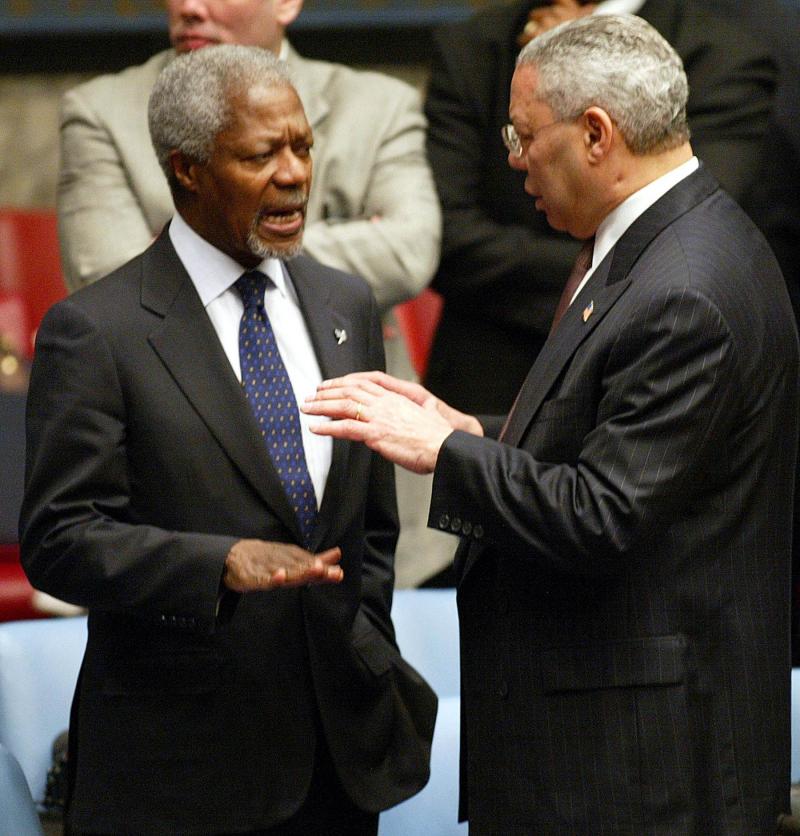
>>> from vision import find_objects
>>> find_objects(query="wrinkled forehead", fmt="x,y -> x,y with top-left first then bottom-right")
217,81 -> 311,142
509,64 -> 548,122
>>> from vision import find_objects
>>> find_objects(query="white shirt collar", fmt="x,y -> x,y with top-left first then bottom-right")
591,156 -> 699,274
168,211 -> 288,306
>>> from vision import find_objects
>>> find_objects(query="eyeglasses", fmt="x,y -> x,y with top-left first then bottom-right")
501,120 -> 563,158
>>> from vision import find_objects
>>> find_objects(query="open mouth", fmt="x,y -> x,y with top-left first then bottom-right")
257,207 -> 305,237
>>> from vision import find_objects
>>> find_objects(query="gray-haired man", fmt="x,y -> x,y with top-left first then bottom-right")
304,15 -> 798,833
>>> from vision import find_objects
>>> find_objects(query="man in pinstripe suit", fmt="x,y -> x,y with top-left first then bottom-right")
304,14 -> 799,835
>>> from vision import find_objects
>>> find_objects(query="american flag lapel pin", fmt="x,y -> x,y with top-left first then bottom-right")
582,300 -> 594,323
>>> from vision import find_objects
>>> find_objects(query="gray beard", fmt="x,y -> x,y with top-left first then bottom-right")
248,195 -> 306,260
247,227 -> 303,261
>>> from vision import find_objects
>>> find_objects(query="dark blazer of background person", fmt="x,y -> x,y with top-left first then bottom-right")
429,164 -> 799,834
423,0 -> 777,416
19,231 -> 436,834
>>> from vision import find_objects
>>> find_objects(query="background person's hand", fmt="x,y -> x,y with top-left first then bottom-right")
518,0 -> 597,47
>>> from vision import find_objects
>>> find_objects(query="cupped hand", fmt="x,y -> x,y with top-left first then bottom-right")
223,540 -> 343,592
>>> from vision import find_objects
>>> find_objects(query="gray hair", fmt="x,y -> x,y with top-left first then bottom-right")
148,44 -> 293,191
517,14 -> 690,154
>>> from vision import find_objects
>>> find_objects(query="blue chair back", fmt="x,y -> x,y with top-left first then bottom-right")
0,742 -> 44,836
390,588 -> 460,698
0,616 -> 86,804
380,589 -> 466,835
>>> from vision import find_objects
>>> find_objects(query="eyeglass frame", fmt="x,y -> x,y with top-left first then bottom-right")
501,119 -> 567,158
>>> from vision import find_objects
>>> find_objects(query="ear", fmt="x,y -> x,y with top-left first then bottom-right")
582,106 -> 614,164
170,150 -> 200,194
275,0 -> 303,28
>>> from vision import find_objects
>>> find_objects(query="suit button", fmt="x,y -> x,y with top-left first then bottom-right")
498,594 -> 510,615
438,513 -> 450,530
450,516 -> 462,533
461,521 -> 472,536
473,524 -> 484,539
498,681 -> 509,699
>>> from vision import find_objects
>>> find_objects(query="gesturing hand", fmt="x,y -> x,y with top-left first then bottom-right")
301,371 -> 482,474
223,540 -> 343,592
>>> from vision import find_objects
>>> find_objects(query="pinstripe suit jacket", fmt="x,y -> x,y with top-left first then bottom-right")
430,166 -> 799,834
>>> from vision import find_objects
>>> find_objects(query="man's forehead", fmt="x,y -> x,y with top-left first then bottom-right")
509,65 -> 548,122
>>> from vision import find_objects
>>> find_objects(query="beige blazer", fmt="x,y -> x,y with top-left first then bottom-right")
57,45 -> 441,315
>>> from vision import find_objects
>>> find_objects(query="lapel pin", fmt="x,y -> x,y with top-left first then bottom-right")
333,328 -> 348,345
582,300 -> 594,323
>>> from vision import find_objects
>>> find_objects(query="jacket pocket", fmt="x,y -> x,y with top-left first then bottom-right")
102,650 -> 222,696
350,608 -> 398,678
540,634 -> 687,693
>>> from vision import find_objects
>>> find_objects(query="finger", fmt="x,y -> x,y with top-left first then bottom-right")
315,546 -> 343,565
316,371 -> 383,390
305,565 -> 344,586
308,418 -> 371,441
301,396 -> 361,418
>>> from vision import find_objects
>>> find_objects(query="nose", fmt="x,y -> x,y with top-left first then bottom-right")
274,148 -> 311,187
174,0 -> 209,19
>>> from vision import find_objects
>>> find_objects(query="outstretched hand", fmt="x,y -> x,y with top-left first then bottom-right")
518,0 -> 597,46
301,371 -> 483,474
223,540 -> 343,593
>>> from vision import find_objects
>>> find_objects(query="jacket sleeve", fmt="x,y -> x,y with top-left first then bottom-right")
19,300 -> 235,634
301,81 -> 441,312
423,23 -> 578,336
57,86 -> 158,292
676,7 -> 777,204
429,287 -> 741,578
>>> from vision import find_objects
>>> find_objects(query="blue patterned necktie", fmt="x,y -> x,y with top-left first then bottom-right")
235,270 -> 317,545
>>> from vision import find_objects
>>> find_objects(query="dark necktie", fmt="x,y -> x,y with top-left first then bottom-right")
549,237 -> 595,335
236,270 -> 317,545
500,237 -> 596,442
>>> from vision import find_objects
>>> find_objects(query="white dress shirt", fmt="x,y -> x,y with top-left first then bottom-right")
169,213 -> 332,505
571,156 -> 700,304
594,0 -> 646,15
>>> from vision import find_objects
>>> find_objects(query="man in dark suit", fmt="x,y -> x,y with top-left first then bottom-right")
304,15 -> 799,833
19,45 -> 435,836
423,0 -> 777,419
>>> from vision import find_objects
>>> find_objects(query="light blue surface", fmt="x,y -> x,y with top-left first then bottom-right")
0,615 -> 86,804
0,590 -> 465,830
380,589 -> 466,835
0,743 -> 43,836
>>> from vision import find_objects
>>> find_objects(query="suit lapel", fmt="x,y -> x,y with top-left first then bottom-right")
284,257 -> 356,549
500,165 -> 719,449
142,233 -> 303,540
460,167 -> 721,584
